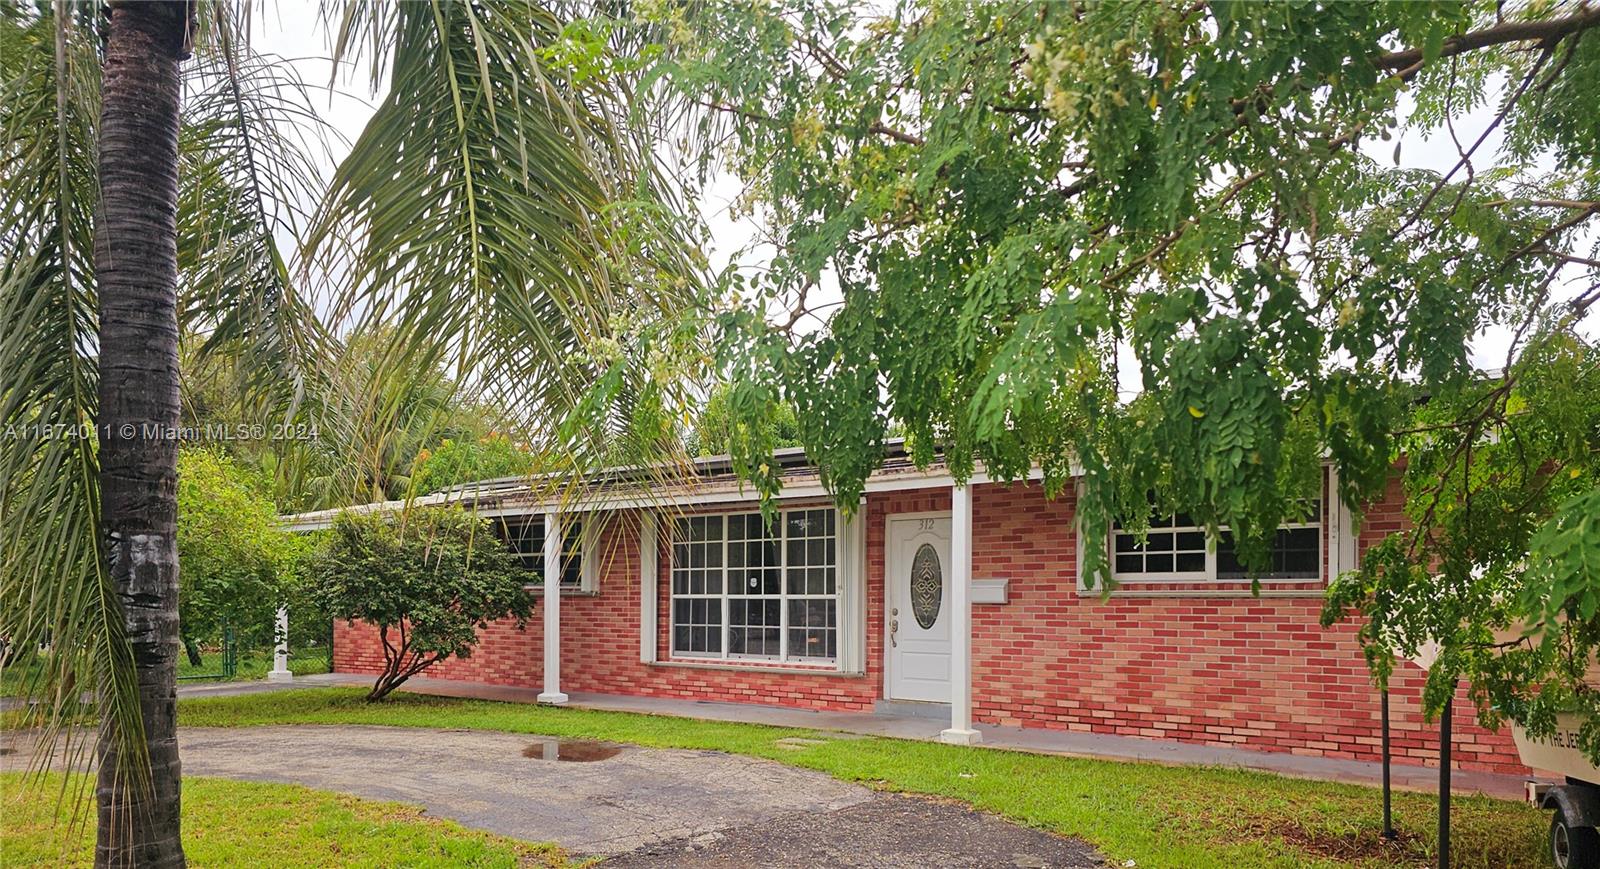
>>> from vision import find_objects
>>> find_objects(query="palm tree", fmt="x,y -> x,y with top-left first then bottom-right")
0,2 -> 698,865
90,3 -> 192,864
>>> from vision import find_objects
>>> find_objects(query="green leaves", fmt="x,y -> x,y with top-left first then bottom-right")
176,447 -> 304,650
0,1 -> 142,785
411,433 -> 535,496
307,506 -> 534,699
177,27 -> 333,413
1519,487 -> 1600,633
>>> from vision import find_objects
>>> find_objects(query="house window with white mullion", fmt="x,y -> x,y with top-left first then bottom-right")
497,514 -> 587,589
1111,503 -> 1322,582
726,512 -> 781,658
671,508 -> 839,664
1112,512 -> 1210,579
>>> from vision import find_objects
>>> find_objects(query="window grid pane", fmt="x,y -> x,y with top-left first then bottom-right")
782,509 -> 836,660
727,513 -> 782,658
1111,505 -> 1322,582
497,516 -> 544,572
728,598 -> 781,657
496,516 -> 584,585
671,516 -> 725,656
728,513 -> 781,596
1111,524 -> 1207,576
559,521 -> 584,588
787,598 -> 837,660
1216,527 -> 1320,579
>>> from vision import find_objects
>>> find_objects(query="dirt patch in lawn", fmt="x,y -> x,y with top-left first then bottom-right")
1245,820 -> 1427,863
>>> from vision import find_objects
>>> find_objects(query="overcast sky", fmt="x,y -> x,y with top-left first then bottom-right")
245,2 -> 764,272
246,3 -> 1589,382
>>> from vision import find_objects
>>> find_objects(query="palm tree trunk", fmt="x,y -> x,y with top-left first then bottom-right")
93,3 -> 191,866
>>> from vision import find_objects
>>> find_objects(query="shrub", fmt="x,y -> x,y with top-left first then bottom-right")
177,447 -> 302,663
410,433 -> 533,495
307,506 -> 533,700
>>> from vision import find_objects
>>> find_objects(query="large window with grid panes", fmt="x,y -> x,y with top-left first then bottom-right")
671,508 -> 838,664
1110,503 -> 1321,582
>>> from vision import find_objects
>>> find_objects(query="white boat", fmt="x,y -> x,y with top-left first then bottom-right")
1514,714 -> 1600,869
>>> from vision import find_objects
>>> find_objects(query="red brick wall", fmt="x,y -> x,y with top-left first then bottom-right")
332,471 -> 1526,774
336,509 -> 880,711
962,477 -> 1521,774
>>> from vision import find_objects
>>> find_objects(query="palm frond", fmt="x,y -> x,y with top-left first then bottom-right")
178,12 -> 338,427
0,0 -> 145,795
309,1 -> 706,495
2,0 -> 340,804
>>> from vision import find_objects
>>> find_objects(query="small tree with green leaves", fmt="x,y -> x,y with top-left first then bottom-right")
307,507 -> 533,700
687,383 -> 803,457
176,447 -> 301,666
411,432 -> 535,495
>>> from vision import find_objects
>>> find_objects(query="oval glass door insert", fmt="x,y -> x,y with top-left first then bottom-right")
910,543 -> 943,629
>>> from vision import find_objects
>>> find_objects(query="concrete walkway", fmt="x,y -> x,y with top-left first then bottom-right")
203,672 -> 1537,800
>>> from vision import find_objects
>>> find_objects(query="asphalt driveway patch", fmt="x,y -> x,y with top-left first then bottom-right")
603,790 -> 1106,868
8,723 -> 1103,865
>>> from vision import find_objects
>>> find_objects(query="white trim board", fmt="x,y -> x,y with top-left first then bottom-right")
281,464 -> 1054,531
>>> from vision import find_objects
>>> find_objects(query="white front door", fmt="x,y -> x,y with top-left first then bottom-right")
886,514 -> 953,703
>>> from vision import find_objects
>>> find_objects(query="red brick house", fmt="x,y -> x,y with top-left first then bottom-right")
288,443 -> 1525,775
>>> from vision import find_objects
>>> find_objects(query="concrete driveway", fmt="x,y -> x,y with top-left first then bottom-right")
169,725 -> 1101,866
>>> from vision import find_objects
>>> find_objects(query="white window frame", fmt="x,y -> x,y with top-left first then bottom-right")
499,514 -> 598,594
1108,506 -> 1323,585
669,506 -> 842,667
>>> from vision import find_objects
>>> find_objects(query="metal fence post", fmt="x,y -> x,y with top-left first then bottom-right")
221,624 -> 237,678
1439,693 -> 1452,869
1382,687 -> 1395,840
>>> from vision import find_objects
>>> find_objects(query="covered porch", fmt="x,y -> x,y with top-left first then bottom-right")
525,479 -> 993,745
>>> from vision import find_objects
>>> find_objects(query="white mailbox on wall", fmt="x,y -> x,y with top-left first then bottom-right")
972,578 -> 1009,604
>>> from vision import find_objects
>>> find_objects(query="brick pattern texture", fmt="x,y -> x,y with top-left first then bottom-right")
332,472 -> 1526,774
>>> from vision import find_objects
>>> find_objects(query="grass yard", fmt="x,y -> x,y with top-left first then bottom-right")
1,650 -> 331,697
178,688 -> 1547,869
176,648 -> 333,683
0,772 -> 564,868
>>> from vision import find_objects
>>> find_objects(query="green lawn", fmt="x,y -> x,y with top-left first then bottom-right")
178,689 -> 1548,869
176,648 -> 332,683
0,773 -> 565,868
1,650 -> 330,697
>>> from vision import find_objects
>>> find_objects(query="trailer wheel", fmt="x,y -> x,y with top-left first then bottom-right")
1552,805 -> 1600,869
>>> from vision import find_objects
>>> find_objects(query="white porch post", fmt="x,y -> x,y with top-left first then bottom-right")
941,483 -> 981,745
266,604 -> 291,682
838,500 -> 867,675
538,509 -> 569,704
639,511 -> 658,664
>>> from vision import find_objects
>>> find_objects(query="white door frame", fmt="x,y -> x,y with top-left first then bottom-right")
882,510 -> 953,702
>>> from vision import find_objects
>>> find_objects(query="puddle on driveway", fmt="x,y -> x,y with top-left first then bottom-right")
522,739 -> 622,762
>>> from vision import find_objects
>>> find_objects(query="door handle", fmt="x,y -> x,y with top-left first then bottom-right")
889,618 -> 898,647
